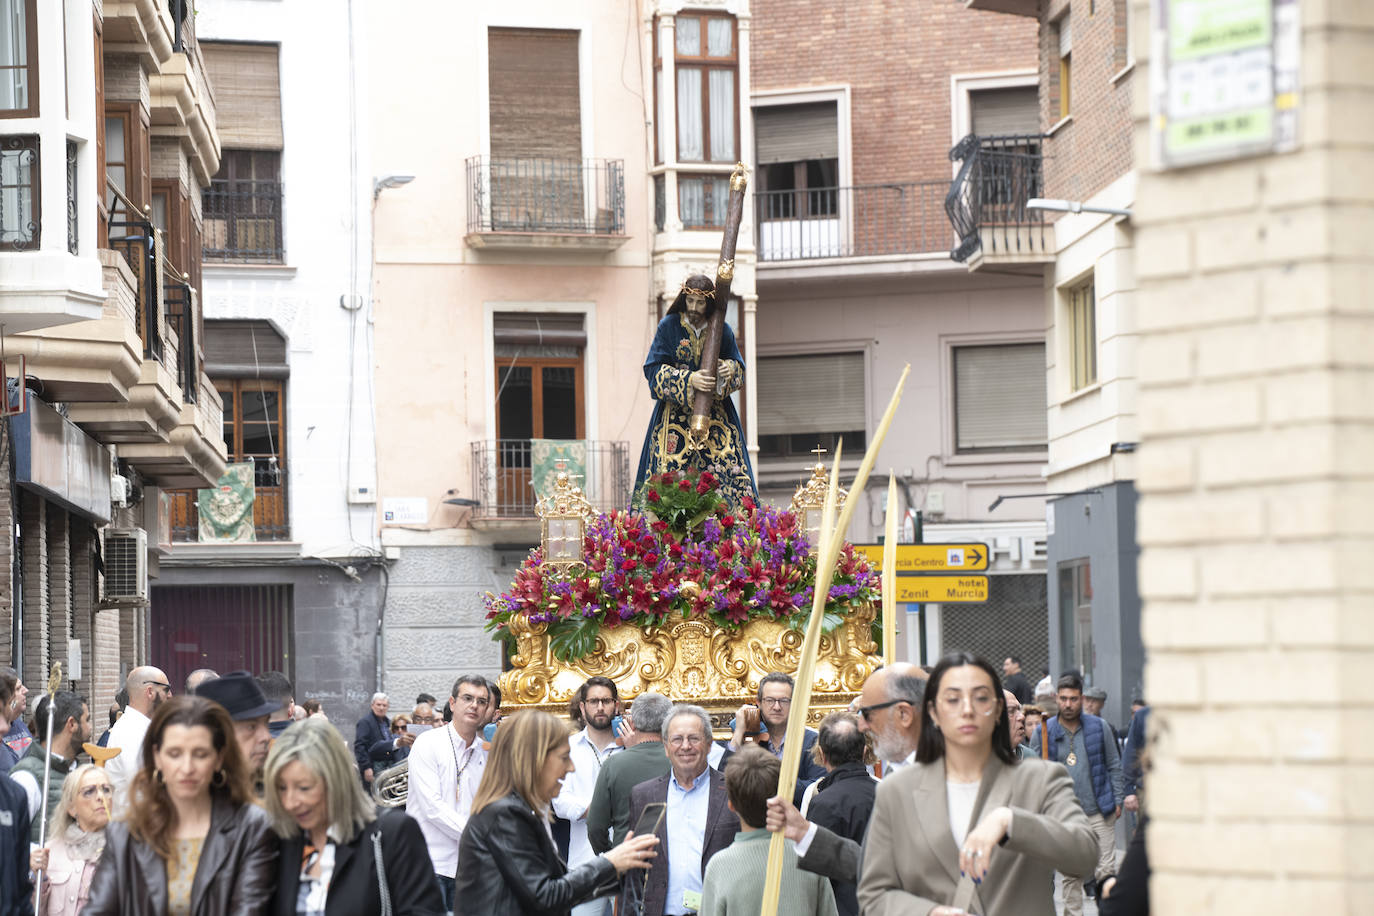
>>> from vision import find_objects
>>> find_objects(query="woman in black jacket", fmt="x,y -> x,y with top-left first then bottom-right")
263,717 -> 444,916
85,697 -> 279,916
455,710 -> 658,916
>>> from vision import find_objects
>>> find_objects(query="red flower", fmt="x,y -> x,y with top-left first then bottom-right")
679,480 -> 692,492
721,514 -> 736,528
651,520 -> 669,533
701,471 -> 717,487
621,559 -> 637,571
696,480 -> 711,495
742,497 -> 756,513
662,471 -> 677,485
646,489 -> 661,503
644,553 -> 660,566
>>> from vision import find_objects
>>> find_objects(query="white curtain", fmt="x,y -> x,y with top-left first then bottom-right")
677,68 -> 703,161
708,70 -> 734,161
0,0 -> 28,110
656,69 -> 668,162
707,18 -> 732,56
675,17 -> 700,55
679,177 -> 704,226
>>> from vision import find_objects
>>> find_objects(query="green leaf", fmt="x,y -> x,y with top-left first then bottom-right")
548,616 -> 601,663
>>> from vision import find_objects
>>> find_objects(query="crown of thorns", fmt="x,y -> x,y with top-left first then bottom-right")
679,284 -> 716,298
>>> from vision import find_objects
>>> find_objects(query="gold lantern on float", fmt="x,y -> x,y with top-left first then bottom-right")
538,471 -> 593,571
790,448 -> 848,548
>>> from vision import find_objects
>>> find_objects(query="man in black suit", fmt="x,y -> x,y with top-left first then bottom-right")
1002,656 -> 1033,704
624,704 -> 740,916
353,692 -> 391,789
805,712 -> 877,916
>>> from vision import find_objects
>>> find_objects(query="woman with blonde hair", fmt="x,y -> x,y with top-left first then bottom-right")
456,710 -> 658,916
30,764 -> 113,915
264,717 -> 443,915
85,696 -> 278,915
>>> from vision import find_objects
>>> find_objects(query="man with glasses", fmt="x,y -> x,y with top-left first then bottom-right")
625,705 -> 740,916
407,673 -> 491,912
552,677 -> 625,916
728,672 -> 824,806
105,665 -> 171,811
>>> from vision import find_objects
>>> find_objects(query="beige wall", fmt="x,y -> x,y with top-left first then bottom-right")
1133,0 -> 1374,910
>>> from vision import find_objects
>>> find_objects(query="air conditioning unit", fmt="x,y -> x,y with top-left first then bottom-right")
103,528 -> 149,605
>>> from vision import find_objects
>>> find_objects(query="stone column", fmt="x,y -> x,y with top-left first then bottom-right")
1133,0 -> 1374,909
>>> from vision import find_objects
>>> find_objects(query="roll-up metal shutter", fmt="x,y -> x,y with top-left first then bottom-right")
493,313 -> 587,348
970,87 -> 1040,137
757,352 -> 864,436
201,43 -> 284,150
953,343 -> 1047,451
488,28 -> 581,162
204,320 -> 288,379
755,102 -> 839,164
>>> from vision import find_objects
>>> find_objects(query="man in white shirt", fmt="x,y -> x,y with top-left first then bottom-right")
552,676 -> 624,916
406,673 -> 490,912
105,665 -> 171,812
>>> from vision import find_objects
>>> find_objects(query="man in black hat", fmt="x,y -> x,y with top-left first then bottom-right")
196,670 -> 278,782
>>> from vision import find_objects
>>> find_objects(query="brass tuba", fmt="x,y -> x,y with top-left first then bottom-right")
371,759 -> 409,808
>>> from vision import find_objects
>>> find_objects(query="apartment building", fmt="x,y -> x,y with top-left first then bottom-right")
0,0 -> 224,708
961,0 -> 1141,719
367,0 -> 661,700
751,0 -> 1050,667
147,1 -> 385,721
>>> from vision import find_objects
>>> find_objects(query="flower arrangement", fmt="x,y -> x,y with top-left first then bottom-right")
484,468 -> 880,662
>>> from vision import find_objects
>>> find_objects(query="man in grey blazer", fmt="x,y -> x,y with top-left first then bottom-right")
624,705 -> 740,916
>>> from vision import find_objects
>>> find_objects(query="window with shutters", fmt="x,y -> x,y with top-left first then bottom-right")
670,13 -> 737,163
1067,280 -> 1096,391
0,0 -> 38,119
755,102 -> 839,218
952,343 -> 1047,454
757,352 -> 866,461
201,42 -> 284,262
1053,16 -> 1071,121
969,87 -> 1039,140
104,101 -> 149,217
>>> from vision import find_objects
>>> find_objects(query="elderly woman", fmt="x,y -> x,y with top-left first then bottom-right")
265,717 -> 444,916
85,696 -> 278,915
30,765 -> 113,916
456,710 -> 659,916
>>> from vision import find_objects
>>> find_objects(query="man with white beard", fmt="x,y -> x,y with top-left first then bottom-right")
762,664 -> 927,887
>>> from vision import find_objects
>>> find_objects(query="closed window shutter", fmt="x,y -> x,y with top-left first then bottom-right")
488,28 -> 581,161
202,42 -> 283,150
970,88 -> 1040,136
755,102 -> 839,164
757,353 -> 864,436
954,344 -> 1047,451
204,320 -> 288,378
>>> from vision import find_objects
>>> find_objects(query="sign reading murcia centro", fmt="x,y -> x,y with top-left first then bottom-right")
853,543 -> 989,574
895,576 -> 990,604
1151,0 -> 1300,169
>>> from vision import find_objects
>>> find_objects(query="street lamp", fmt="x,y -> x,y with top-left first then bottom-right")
372,174 -> 415,200
1026,198 -> 1132,218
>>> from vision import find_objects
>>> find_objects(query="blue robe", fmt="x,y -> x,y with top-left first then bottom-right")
634,313 -> 757,508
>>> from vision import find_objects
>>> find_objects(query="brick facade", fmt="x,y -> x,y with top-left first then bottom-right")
1134,0 -> 1374,909
1040,0 -> 1133,205
751,0 -> 1037,184
20,493 -> 47,678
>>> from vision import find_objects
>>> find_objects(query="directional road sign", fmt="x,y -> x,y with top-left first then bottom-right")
895,576 -> 989,604
854,543 -> 988,573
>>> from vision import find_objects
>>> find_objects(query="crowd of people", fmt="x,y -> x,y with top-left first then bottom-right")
0,653 -> 1151,916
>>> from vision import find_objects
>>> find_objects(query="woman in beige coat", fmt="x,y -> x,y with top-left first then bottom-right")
858,653 -> 1098,916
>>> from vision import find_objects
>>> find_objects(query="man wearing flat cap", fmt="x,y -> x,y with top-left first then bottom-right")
1082,685 -> 1122,749
196,670 -> 278,791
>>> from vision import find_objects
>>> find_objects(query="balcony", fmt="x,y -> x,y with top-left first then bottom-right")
471,439 -> 631,521
946,134 -> 1052,271
464,157 -> 627,251
167,461 -> 288,542
755,181 -> 950,264
203,181 -> 284,262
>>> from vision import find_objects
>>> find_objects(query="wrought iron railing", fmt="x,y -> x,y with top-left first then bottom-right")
755,180 -> 950,261
471,439 -> 631,520
203,181 -> 284,261
169,0 -> 193,53
107,182 -> 164,361
1,135 -> 39,252
466,157 -> 626,236
945,133 -> 1047,263
168,474 -> 290,542
163,277 -> 197,404
66,140 -> 77,255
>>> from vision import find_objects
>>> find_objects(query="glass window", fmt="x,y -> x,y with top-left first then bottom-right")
1058,560 -> 1093,683
953,343 -> 1047,453
0,134 -> 38,250
757,352 -> 867,460
678,174 -> 730,229
1068,280 -> 1097,391
672,13 -> 737,163
0,0 -> 37,117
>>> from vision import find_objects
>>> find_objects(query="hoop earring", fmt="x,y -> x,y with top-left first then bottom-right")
212,769 -> 227,788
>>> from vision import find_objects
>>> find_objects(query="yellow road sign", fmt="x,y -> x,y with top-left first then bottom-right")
854,543 -> 988,573
895,576 -> 989,604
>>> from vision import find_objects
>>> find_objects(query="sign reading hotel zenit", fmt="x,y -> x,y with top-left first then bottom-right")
896,576 -> 990,604
1151,0 -> 1300,169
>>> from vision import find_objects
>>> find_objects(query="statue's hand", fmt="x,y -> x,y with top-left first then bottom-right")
689,370 -> 716,392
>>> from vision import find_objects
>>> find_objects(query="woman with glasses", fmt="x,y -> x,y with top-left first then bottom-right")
30,765 -> 113,916
455,710 -> 659,916
857,652 -> 1098,916
85,696 -> 279,915
264,717 -> 444,915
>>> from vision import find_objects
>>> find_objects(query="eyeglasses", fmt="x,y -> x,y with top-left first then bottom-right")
583,697 -> 616,707
144,681 -> 172,693
759,697 -> 792,709
668,733 -> 705,747
937,691 -> 999,716
856,699 -> 907,722
455,693 -> 487,707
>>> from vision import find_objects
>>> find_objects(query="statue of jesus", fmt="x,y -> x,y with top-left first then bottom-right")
633,274 -> 758,509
